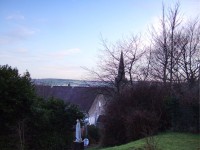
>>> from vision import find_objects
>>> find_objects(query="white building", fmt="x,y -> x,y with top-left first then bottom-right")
88,94 -> 106,125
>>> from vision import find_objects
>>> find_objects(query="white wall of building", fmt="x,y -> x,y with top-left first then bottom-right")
88,94 -> 105,125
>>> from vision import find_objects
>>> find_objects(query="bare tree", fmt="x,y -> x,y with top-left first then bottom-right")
149,3 -> 183,86
179,19 -> 200,85
147,2 -> 200,92
86,2 -> 199,93
97,34 -> 145,86
148,6 -> 169,84
168,3 -> 182,86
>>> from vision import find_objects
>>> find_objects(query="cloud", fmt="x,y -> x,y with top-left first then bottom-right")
0,26 -> 37,45
8,26 -> 36,38
1,11 -> 37,45
47,48 -> 81,59
0,48 -> 82,63
0,47 -> 83,79
6,13 -> 25,20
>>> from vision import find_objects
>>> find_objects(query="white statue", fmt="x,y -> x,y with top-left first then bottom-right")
75,119 -> 82,142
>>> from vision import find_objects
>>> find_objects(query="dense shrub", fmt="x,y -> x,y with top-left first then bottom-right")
165,82 -> 199,133
27,97 -> 84,150
87,125 -> 100,144
102,82 -> 168,147
101,81 -> 199,147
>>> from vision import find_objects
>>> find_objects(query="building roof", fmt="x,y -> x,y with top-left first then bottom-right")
35,85 -> 109,112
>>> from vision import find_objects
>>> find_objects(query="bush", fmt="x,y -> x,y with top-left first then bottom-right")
87,125 -> 100,144
101,82 -> 167,147
164,82 -> 199,133
27,97 -> 84,150
101,81 -> 199,147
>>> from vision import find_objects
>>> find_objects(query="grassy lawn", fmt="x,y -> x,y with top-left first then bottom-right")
88,132 -> 200,150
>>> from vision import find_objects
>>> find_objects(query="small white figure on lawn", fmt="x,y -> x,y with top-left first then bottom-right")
75,119 -> 82,142
83,138 -> 89,147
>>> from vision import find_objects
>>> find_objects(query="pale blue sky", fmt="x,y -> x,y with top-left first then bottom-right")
0,0 -> 199,79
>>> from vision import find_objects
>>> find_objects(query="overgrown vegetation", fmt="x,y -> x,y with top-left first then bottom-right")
101,81 -> 199,147
0,65 -> 84,150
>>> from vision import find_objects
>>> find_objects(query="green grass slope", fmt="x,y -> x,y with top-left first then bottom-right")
88,132 -> 200,150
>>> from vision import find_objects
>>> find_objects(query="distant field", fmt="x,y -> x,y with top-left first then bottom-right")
88,132 -> 200,150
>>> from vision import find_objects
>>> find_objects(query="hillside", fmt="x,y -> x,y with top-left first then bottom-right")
89,132 -> 200,150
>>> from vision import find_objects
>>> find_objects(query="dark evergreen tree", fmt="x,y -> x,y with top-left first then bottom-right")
0,65 -> 85,150
0,65 -> 35,149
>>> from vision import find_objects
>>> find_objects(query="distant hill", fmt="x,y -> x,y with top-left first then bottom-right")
32,78 -> 109,87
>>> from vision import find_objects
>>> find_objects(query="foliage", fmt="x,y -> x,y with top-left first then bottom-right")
101,82 -> 168,147
0,65 -> 84,150
28,97 -> 84,150
101,81 -> 199,147
88,132 -> 200,150
164,82 -> 199,132
0,65 -> 35,150
87,125 -> 101,144
0,65 -> 35,124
